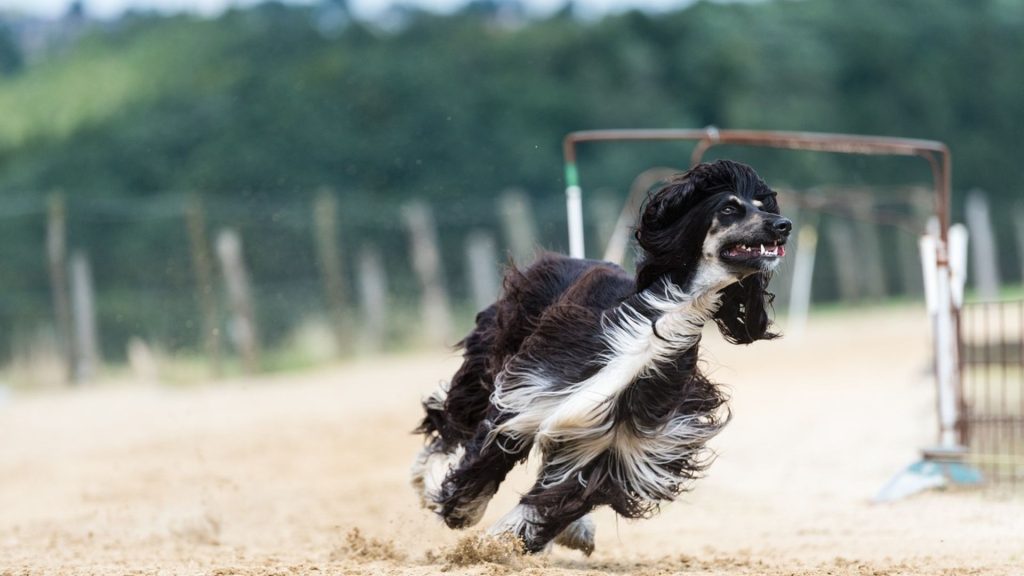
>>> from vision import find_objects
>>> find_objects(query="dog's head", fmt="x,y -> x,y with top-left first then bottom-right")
634,159 -> 790,343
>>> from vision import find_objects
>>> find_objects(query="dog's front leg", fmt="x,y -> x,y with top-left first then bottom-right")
436,417 -> 530,529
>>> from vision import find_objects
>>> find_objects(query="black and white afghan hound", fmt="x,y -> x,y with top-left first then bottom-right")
411,160 -> 791,555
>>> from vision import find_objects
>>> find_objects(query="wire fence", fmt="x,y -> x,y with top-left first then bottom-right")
960,299 -> 1024,486
0,189 -> 575,383
1,183 -> 1019,386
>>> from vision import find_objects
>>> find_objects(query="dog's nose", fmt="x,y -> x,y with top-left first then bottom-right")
772,218 -> 793,236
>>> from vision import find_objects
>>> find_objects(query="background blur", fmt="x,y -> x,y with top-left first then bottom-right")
0,0 -> 1022,385
2,3 -> 1024,574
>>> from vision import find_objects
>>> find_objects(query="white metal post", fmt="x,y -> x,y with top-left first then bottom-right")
566,185 -> 585,258
921,226 -> 962,450
934,252 -> 960,448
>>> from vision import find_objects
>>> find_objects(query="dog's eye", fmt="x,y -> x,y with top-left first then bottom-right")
720,205 -> 739,216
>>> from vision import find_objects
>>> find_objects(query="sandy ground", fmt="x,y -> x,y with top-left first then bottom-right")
1,307 -> 1022,575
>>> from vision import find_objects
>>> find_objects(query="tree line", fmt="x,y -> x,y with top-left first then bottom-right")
1,0 -> 1023,366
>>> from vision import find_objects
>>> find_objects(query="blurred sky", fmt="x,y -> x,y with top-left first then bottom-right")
3,0 -> 709,20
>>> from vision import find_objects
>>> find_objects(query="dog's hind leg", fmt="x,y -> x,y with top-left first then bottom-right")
488,503 -> 596,555
553,514 -> 596,555
488,472 -> 598,554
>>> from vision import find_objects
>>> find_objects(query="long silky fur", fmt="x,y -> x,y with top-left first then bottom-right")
410,159 -> 787,554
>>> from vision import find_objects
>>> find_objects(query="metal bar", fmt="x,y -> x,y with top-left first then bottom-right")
1018,301 -> 1024,487
962,357 -> 1023,367
564,128 -> 951,160
1000,301 -> 1008,482
961,302 -> 970,448
983,303 -> 991,472
967,415 -> 1024,424
563,128 -> 952,238
970,304 -> 975,452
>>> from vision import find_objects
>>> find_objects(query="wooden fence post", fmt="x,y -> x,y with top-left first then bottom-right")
312,188 -> 349,352
826,216 -> 862,303
590,190 -> 621,261
965,190 -> 1000,299
357,244 -> 388,353
215,229 -> 260,373
771,190 -> 800,309
895,187 -> 931,297
184,194 -> 223,376
46,193 -> 74,384
602,168 -> 678,266
1015,203 -> 1024,285
498,189 -> 537,265
787,220 -> 819,340
401,201 -> 452,346
852,195 -> 888,301
465,230 -> 500,312
69,251 -> 100,383
896,230 -> 924,297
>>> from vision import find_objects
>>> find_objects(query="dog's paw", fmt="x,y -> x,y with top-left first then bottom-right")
411,443 -> 464,512
442,488 -> 493,529
487,504 -> 554,555
553,515 -> 595,556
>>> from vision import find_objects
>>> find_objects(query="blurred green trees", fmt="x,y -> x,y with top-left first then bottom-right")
0,23 -> 22,76
0,0 -> 1018,199
1,0 -> 1023,364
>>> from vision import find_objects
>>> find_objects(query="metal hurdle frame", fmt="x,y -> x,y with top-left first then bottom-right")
560,128 -> 966,465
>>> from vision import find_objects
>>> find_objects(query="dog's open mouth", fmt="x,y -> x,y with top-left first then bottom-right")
721,241 -> 786,262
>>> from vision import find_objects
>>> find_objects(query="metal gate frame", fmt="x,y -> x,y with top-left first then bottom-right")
559,128 -> 964,453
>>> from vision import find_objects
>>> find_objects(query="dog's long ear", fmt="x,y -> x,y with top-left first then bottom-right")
637,178 -> 692,234
713,273 -> 778,344
634,178 -> 708,291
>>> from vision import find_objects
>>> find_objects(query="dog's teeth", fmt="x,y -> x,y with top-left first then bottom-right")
760,244 -> 765,255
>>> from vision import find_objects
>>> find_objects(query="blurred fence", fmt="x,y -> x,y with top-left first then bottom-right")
961,299 -> 1024,486
1,185 -> 1021,385
0,188 -> 575,383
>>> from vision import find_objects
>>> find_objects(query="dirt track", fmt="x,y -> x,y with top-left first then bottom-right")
1,306 -> 1022,575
